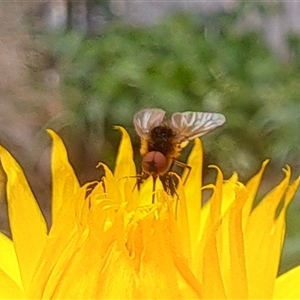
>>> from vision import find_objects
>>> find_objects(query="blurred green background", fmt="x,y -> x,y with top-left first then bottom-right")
1,1 -> 300,275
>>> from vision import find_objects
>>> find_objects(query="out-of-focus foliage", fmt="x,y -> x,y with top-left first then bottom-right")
42,10 -> 300,179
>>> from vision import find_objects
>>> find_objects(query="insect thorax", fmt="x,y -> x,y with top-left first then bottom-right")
148,125 -> 177,157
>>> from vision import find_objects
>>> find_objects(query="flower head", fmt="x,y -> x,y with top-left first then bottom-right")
0,127 -> 299,299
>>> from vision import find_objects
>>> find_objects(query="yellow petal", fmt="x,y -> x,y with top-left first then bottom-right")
113,126 -> 138,205
209,165 -> 224,221
183,138 -> 203,256
244,167 -> 291,299
283,174 -> 300,209
243,160 -> 269,229
0,145 -> 47,290
218,182 -> 248,298
201,231 -> 227,299
133,217 -> 182,298
113,126 -> 136,178
168,213 -> 202,298
47,130 -> 80,235
174,178 -> 192,259
98,163 -> 122,204
95,243 -> 136,299
0,268 -> 25,299
200,178 -> 249,298
192,195 -> 210,276
0,232 -> 22,288
37,206 -> 129,299
30,186 -> 89,298
191,173 -> 221,281
190,170 -> 220,283
29,226 -> 83,299
273,265 -> 300,299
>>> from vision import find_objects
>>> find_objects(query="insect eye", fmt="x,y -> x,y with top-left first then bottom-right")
142,151 -> 168,174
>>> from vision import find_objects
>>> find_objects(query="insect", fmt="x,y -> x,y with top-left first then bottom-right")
133,108 -> 226,201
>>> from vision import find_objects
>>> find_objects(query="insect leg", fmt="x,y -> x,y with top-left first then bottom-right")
169,173 -> 180,219
117,174 -> 145,192
160,172 -> 180,218
152,175 -> 158,204
173,160 -> 192,185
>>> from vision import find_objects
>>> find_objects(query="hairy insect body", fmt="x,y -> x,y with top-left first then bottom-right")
133,108 -> 226,192
141,125 -> 179,176
148,126 -> 177,157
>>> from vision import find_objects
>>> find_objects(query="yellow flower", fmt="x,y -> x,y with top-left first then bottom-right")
0,127 -> 300,299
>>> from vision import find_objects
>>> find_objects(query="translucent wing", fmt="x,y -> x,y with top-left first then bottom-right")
133,108 -> 166,138
171,111 -> 226,141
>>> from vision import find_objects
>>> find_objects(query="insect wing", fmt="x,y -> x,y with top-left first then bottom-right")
171,111 -> 226,141
133,108 -> 166,138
